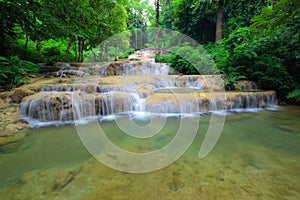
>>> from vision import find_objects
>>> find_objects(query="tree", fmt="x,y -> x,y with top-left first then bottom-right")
0,0 -> 131,64
39,0 -> 90,62
215,0 -> 224,41
155,0 -> 160,50
126,0 -> 153,29
272,0 -> 279,6
108,0 -> 129,60
0,0 -> 44,56
161,0 -> 216,43
211,0 -> 269,41
153,0 -> 172,50
211,0 -> 300,100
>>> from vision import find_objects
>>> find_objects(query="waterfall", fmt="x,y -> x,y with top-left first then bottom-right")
89,61 -> 169,76
19,49 -> 278,126
20,92 -> 75,123
227,92 -> 277,112
133,95 -> 146,112
20,77 -> 278,126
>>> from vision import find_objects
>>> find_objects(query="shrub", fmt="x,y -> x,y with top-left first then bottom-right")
119,48 -> 135,59
287,88 -> 300,103
0,56 -> 39,90
209,25 -> 297,97
9,38 -> 43,63
40,39 -> 76,65
155,45 -> 218,75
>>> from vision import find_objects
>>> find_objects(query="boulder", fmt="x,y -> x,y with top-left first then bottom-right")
8,88 -> 35,103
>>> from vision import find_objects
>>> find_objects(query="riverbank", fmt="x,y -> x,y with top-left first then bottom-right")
0,97 -> 28,143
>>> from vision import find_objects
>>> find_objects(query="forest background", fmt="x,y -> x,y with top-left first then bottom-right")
0,0 -> 299,103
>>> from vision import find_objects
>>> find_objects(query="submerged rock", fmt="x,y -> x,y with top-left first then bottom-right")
52,169 -> 81,191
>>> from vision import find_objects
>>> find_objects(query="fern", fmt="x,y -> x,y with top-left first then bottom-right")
0,56 -> 39,90
287,88 -> 300,102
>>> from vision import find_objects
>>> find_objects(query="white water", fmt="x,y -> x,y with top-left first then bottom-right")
90,61 -> 169,76
20,89 -> 278,128
20,49 -> 278,127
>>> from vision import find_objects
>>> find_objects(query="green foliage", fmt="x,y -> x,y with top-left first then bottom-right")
0,56 -> 39,90
126,0 -> 154,29
9,38 -> 42,63
160,0 -> 271,43
207,0 -> 300,100
40,39 -> 76,65
1,0 -> 129,62
221,66 -> 247,90
206,43 -> 246,90
0,0 -> 44,56
163,0 -> 216,43
211,27 -> 295,94
156,52 -> 199,75
119,48 -> 135,59
7,37 -> 77,64
156,45 -> 218,75
287,88 -> 300,103
205,42 -> 229,70
222,0 -> 271,37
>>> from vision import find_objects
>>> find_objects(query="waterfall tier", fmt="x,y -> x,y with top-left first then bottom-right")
18,49 -> 277,126
90,61 -> 169,76
21,90 -> 276,124
19,75 -> 277,125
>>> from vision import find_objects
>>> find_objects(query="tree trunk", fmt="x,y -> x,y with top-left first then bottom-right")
155,0 -> 160,51
135,29 -> 138,50
23,20 -> 29,49
215,0 -> 224,42
99,45 -> 103,62
74,38 -> 77,61
115,45 -> 119,61
105,45 -> 108,61
272,0 -> 278,8
25,33 -> 29,49
36,41 -> 41,51
77,37 -> 84,62
140,29 -> 143,49
91,49 -> 97,61
64,36 -> 73,62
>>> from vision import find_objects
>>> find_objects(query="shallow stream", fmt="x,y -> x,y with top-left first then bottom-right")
0,106 -> 299,199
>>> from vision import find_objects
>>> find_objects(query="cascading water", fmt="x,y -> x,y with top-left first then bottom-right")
21,92 -> 75,124
90,61 -> 169,76
20,49 -> 278,126
133,94 -> 146,112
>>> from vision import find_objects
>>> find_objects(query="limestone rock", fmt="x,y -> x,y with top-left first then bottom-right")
175,76 -> 186,87
135,84 -> 154,98
236,80 -> 258,91
8,88 -> 35,103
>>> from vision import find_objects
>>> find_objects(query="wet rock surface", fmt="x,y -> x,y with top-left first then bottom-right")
0,74 -> 277,127
0,49 -> 277,140
0,98 -> 28,144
